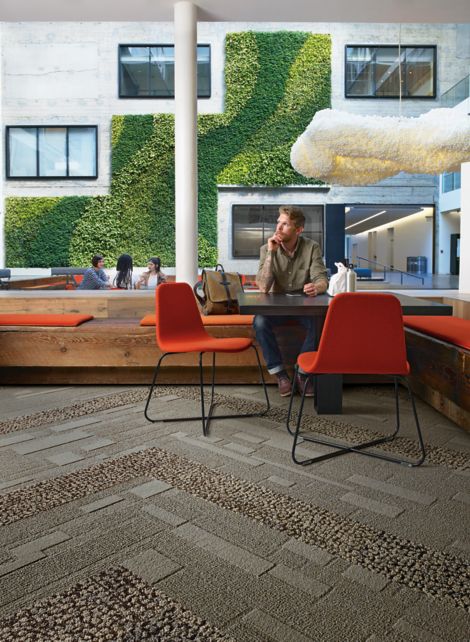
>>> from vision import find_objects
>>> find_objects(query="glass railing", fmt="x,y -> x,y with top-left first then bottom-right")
441,74 -> 470,107
356,257 -> 425,285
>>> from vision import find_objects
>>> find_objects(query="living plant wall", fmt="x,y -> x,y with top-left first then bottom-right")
5,32 -> 331,268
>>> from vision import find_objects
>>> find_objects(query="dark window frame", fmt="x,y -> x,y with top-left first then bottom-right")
118,43 -> 211,99
6,125 -> 98,180
231,204 -> 325,259
345,44 -> 437,99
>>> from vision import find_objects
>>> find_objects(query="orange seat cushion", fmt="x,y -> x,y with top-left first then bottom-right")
140,313 -> 254,327
403,316 -> 470,350
162,336 -> 253,353
0,314 -> 94,327
201,314 -> 254,326
140,314 -> 156,326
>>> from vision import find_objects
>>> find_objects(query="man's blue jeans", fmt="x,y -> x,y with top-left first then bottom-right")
253,315 -> 316,375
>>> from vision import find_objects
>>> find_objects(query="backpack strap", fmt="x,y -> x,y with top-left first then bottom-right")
193,272 -> 206,307
217,266 -> 233,314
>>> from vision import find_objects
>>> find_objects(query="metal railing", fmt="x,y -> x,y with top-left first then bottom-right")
441,74 -> 470,108
356,257 -> 425,285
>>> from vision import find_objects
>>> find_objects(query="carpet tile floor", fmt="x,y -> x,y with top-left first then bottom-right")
0,383 -> 469,641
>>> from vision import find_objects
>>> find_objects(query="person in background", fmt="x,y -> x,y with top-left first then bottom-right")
255,205 -> 328,397
136,257 -> 166,289
113,253 -> 135,289
78,254 -> 110,290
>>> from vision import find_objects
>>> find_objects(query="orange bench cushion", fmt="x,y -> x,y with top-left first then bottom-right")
0,314 -> 94,327
140,313 -> 254,327
403,316 -> 470,350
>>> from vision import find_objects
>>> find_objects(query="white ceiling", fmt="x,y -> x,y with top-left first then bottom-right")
345,205 -> 433,235
1,0 -> 469,23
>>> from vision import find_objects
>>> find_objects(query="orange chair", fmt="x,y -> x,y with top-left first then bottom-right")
144,282 -> 270,435
287,293 -> 425,467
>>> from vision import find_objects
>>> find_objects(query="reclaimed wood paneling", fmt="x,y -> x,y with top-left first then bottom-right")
406,328 -> 470,431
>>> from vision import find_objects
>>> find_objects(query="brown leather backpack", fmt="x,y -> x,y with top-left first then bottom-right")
193,264 -> 243,315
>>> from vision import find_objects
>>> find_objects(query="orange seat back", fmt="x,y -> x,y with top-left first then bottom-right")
311,293 -> 409,375
156,282 -> 208,351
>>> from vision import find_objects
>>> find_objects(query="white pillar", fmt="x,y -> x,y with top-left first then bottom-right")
459,162 -> 470,293
174,1 -> 198,285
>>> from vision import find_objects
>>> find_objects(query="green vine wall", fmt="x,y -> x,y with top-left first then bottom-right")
5,32 -> 331,267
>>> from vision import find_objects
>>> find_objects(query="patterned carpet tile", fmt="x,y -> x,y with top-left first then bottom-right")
1,447 -> 469,611
0,566 -> 234,642
0,386 -> 468,470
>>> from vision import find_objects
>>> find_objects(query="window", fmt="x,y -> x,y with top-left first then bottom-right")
345,46 -> 436,98
119,45 -> 211,98
6,126 -> 97,179
232,205 -> 324,258
442,171 -> 461,193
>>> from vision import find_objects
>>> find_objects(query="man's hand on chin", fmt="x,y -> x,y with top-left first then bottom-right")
303,282 -> 326,297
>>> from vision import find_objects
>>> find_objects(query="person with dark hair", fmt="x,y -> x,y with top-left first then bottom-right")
254,205 -> 328,397
78,254 -> 110,290
136,257 -> 166,289
113,253 -> 134,289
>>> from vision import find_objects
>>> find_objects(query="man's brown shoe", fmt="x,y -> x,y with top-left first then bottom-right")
277,374 -> 292,397
296,373 -> 314,397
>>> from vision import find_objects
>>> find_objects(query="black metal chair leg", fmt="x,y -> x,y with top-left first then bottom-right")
290,375 -> 426,467
291,373 -> 310,465
403,377 -> 426,466
200,352 -> 218,436
252,345 -> 271,415
145,346 -> 271,435
144,353 -> 172,422
391,376 -> 401,438
286,365 -> 299,436
199,352 -> 207,436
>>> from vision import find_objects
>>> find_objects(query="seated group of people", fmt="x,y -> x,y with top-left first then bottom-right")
78,255 -> 166,290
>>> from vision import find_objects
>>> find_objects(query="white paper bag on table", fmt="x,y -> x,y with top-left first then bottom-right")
327,262 -> 348,296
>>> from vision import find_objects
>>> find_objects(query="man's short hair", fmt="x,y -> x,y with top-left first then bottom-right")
279,205 -> 305,229
91,254 -> 104,267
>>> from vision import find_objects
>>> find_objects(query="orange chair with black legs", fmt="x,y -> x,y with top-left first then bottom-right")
286,292 -> 426,467
144,282 -> 270,435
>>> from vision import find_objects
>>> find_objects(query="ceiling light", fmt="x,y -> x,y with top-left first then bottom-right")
345,210 -> 386,230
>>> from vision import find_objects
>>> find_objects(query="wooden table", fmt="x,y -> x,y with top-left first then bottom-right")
238,291 -> 453,414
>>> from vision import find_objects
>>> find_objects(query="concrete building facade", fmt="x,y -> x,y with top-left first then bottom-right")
1,21 -> 469,275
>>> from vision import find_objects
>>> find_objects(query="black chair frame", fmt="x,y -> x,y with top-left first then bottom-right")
145,345 -> 270,436
286,365 -> 426,467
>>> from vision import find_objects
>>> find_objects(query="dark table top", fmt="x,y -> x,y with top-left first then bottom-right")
238,292 -> 453,316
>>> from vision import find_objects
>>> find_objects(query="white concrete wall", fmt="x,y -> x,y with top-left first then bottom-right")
459,162 -> 470,293
439,184 -> 461,214
437,209 -> 460,274
1,21 -> 469,269
351,210 -> 434,273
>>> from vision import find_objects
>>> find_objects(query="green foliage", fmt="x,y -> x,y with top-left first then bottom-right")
5,32 -> 331,268
5,197 -> 90,267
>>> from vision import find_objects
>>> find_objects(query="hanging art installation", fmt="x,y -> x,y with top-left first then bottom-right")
290,107 -> 470,186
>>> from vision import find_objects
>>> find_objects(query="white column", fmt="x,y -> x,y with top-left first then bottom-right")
459,162 -> 470,293
174,0 -> 198,285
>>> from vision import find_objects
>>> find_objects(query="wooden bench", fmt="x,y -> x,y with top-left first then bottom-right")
1,292 -> 469,431
0,315 -> 309,386
404,316 -> 470,431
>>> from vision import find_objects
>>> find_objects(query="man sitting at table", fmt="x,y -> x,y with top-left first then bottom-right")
255,205 -> 328,397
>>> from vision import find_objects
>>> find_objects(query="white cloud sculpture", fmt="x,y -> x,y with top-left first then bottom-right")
290,108 -> 470,186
